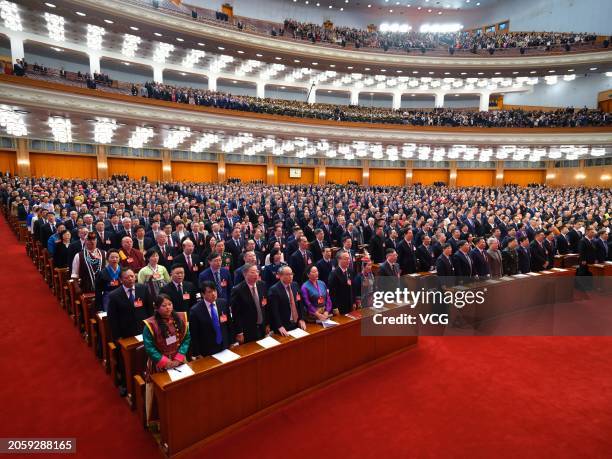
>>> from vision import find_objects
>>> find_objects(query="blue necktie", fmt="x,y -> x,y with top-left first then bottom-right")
128,288 -> 135,304
210,303 -> 222,345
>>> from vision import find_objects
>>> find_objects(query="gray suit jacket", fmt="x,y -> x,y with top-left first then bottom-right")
487,249 -> 503,278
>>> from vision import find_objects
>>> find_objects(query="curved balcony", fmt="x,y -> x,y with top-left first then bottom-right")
64,0 -> 612,72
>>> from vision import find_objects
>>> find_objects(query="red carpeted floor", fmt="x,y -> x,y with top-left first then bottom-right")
1,214 -> 611,459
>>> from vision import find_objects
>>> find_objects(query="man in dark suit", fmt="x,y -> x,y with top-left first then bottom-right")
315,247 -> 334,285
159,264 -> 197,314
556,226 -> 571,255
328,251 -> 355,314
107,268 -> 152,341
268,266 -> 306,336
230,263 -> 268,343
233,251 -> 258,285
448,229 -> 463,254
225,227 -> 245,270
153,232 -> 176,272
310,229 -> 327,263
517,236 -> 531,274
189,281 -> 233,358
594,230 -> 610,262
132,225 -> 154,255
543,231 -> 557,267
173,239 -> 204,285
397,229 -> 417,275
452,240 -> 474,280
416,235 -> 436,272
385,229 -> 399,252
40,213 -> 58,248
578,228 -> 598,265
198,253 -> 233,301
368,225 -> 386,264
288,236 -> 313,284
377,249 -> 400,278
435,244 -> 455,277
529,231 -> 548,271
17,199 -> 30,221
470,237 -> 491,278
95,220 -> 114,252
68,227 -> 89,268
567,223 -> 582,253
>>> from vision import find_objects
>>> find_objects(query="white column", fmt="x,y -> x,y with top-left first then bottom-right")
479,92 -> 490,111
9,34 -> 24,64
208,74 -> 217,91
392,92 -> 402,110
350,89 -> 359,106
89,53 -> 101,75
434,92 -> 445,108
256,81 -> 266,98
307,88 -> 316,104
152,65 -> 164,83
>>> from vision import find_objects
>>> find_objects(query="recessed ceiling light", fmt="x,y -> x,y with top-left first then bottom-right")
428,9 -> 432,12
460,72 -> 467,75
256,53 -> 262,57
412,70 -> 419,74
330,64 -> 335,67
218,46 -> 225,50
512,71 -> 519,74
312,62 -> 318,65
548,70 -> 555,73
176,37 -> 184,42
237,50 -> 245,54
75,11 -> 86,16
389,9 -> 393,12
45,2 -> 56,7
381,69 -> 387,72
180,72 -> 186,76
417,6 -> 422,9
455,94 -> 459,96
530,70 -> 537,74
368,3 -> 371,7
104,19 -> 114,24
123,62 -> 130,66
476,2 -> 480,5
411,94 -> 415,96
477,72 -> 484,75
589,67 -> 598,70
51,46 -> 62,52
198,42 -> 205,46
294,59 -> 300,63
275,56 -> 282,60
232,80 -> 237,83
428,71 -> 434,75
347,66 -> 353,69
444,72 -> 450,75
340,7 -> 344,10
438,11 -> 442,14
568,69 -> 574,72
364,67 -> 370,70
396,70 -> 402,73
280,86 -> 286,89
154,32 -> 162,37
130,26 -> 139,31
494,71 -> 501,75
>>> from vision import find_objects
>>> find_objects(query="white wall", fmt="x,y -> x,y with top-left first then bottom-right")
474,0 -> 612,34
503,73 -> 610,108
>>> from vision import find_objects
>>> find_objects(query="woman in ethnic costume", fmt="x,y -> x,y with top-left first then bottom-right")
142,294 -> 191,426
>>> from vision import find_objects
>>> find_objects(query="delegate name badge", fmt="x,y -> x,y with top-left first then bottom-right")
110,280 -> 119,286
192,266 -> 198,272
220,279 -> 227,287
261,297 -> 267,306
296,293 -> 301,301
127,257 -> 133,263
318,296 -> 324,304
182,293 -> 190,300
347,279 -> 352,286
220,313 -> 228,323
165,335 -> 177,345
167,255 -> 173,261
134,298 -> 143,308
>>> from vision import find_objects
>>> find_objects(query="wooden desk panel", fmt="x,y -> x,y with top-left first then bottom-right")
153,314 -> 416,457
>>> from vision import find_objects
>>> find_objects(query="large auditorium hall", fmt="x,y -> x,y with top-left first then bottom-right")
0,0 -> 611,457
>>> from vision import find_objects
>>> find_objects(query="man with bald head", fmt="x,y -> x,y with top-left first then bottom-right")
174,239 -> 204,285
119,236 -> 145,272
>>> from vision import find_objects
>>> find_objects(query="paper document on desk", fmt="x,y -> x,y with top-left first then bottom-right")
134,334 -> 143,342
321,319 -> 339,328
550,268 -> 568,272
211,349 -> 240,364
167,364 -> 195,382
257,336 -> 282,349
540,270 -> 553,274
498,276 -> 513,281
408,273 -> 421,277
513,274 -> 529,278
605,261 -> 612,265
526,272 -> 542,276
287,328 -> 310,339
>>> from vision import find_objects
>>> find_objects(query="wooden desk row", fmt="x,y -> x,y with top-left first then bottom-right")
152,307 -> 417,457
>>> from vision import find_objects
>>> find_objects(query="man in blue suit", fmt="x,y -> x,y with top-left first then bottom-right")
189,281 -> 233,358
517,236 -> 531,274
452,240 -> 474,281
198,253 -> 233,301
470,237 -> 491,278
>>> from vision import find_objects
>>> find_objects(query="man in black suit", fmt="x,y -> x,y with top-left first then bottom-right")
95,220 -> 114,252
230,263 -> 268,343
310,228 -> 327,262
17,199 -> 30,221
173,239 -> 204,285
288,236 -> 313,284
159,264 -> 197,314
452,240 -> 474,280
578,228 -> 598,265
416,235 -> 436,272
543,230 -> 557,267
328,251 -> 355,314
470,237 -> 491,278
567,223 -> 582,253
517,236 -> 531,274
40,213 -> 58,248
153,232 -> 176,272
67,227 -> 89,268
368,225 -> 386,264
107,268 -> 152,341
377,249 -> 400,278
385,229 -> 400,252
529,231 -> 548,271
435,244 -> 455,278
556,226 -> 571,255
225,227 -> 244,270
189,281 -> 233,358
448,229 -> 463,254
132,225 -> 154,255
315,247 -> 334,285
268,266 -> 306,336
397,229 -> 417,275
594,230 -> 610,262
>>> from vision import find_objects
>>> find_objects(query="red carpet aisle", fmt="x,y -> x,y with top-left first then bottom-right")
1,214 -> 611,459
